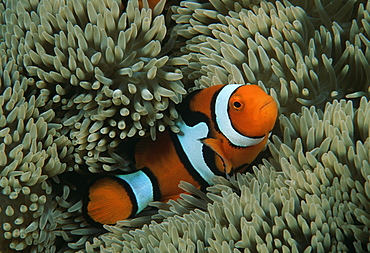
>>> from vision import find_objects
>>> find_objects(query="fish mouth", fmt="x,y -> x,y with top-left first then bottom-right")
260,99 -> 275,110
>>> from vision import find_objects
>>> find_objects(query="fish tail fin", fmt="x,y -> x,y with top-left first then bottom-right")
86,177 -> 133,225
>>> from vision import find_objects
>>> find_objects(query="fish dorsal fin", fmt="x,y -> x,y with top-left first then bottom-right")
134,131 -> 172,169
176,89 -> 209,127
201,138 -> 233,174
133,136 -> 153,164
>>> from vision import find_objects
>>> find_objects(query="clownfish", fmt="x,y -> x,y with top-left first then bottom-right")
121,0 -> 164,11
85,84 -> 278,225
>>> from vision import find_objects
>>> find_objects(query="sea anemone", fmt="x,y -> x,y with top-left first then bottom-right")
2,0 -> 188,174
0,34 -> 77,252
0,0 -> 369,252
173,0 -> 370,112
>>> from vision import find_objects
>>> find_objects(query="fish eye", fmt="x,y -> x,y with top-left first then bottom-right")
230,98 -> 244,110
233,101 -> 242,108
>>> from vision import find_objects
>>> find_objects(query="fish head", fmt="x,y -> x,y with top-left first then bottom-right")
227,84 -> 278,140
211,84 -> 278,173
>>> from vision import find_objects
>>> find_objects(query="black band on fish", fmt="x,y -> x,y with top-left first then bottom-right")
214,84 -> 265,147
176,89 -> 209,127
202,143 -> 225,177
141,167 -> 161,201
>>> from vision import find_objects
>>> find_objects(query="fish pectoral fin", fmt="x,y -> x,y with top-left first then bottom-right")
201,138 -> 233,174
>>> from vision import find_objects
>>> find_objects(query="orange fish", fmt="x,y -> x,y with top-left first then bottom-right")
85,84 -> 278,225
121,0 -> 163,10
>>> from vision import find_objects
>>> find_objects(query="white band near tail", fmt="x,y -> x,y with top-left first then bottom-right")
215,84 -> 265,147
116,171 -> 153,214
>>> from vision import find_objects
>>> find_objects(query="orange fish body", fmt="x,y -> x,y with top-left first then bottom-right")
140,0 -> 162,9
121,0 -> 163,10
86,84 -> 278,225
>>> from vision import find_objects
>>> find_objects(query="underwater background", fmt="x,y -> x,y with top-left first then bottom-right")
0,0 -> 369,252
